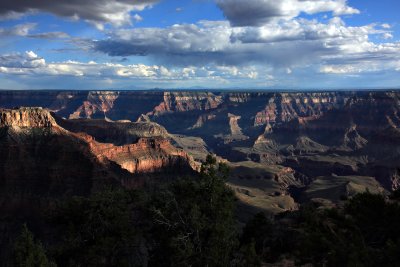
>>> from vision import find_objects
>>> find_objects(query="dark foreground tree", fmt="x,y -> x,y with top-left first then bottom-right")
13,224 -> 56,267
239,191 -> 400,266
50,188 -> 147,267
148,155 -> 238,267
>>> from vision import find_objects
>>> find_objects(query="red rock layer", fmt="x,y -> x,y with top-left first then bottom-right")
69,91 -> 119,119
79,133 -> 194,174
0,107 -> 57,127
254,93 -> 345,126
151,92 -> 223,115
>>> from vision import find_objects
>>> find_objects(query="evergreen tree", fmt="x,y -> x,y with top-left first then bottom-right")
13,224 -> 56,267
50,188 -> 146,267
149,155 -> 238,267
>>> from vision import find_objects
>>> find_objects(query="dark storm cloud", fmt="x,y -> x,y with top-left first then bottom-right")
216,0 -> 285,27
215,0 -> 359,27
0,0 -> 159,27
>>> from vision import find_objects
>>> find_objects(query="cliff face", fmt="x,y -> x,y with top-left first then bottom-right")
69,91 -> 120,119
0,108 -> 110,199
1,90 -> 400,211
151,92 -> 224,115
253,92 -> 345,126
0,107 -> 57,128
57,118 -> 170,145
83,135 -> 193,174
0,107 -> 195,197
0,90 -> 355,128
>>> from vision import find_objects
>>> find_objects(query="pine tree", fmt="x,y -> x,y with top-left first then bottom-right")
13,224 -> 56,267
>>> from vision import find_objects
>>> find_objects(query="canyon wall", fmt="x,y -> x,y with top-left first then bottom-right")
1,90 -> 400,210
0,107 -> 195,196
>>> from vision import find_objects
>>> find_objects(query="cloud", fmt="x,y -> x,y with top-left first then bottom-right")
0,51 -> 46,69
0,0 -> 398,89
382,33 -> 393,40
0,23 -> 70,39
93,21 -> 235,66
132,14 -> 143,22
216,0 -> 359,27
0,23 -> 36,36
0,51 -> 262,82
0,0 -> 159,28
1,49 -> 399,89
320,42 -> 400,74
93,17 -> 397,73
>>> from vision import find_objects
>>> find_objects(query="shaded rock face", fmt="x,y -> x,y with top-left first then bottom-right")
0,109 -> 108,199
0,107 -> 196,261
0,91 -> 165,121
253,92 -> 346,126
0,108 -> 195,198
1,90 -> 400,212
57,118 -> 170,146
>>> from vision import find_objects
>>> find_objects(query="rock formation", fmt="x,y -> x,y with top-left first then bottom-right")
1,90 -> 400,212
0,107 -> 195,196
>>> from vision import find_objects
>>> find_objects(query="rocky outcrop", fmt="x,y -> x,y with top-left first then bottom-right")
0,107 -> 57,128
228,113 -> 244,136
0,108 -> 117,198
0,107 -> 195,188
286,136 -> 329,155
80,133 -> 194,174
69,91 -> 119,119
151,92 -> 224,115
57,118 -> 170,145
189,114 -> 217,129
1,90 -> 400,212
342,125 -> 368,150
253,92 -> 346,126
219,113 -> 249,144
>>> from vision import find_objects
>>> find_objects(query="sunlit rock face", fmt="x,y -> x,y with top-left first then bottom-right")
1,90 -> 400,212
150,92 -> 224,115
253,92 -> 346,126
0,107 -> 195,199
0,107 -> 57,128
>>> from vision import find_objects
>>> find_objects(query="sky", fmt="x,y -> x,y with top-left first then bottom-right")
0,0 -> 399,90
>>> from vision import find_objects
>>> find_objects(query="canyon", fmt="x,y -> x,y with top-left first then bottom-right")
0,107 -> 194,197
1,90 -> 399,214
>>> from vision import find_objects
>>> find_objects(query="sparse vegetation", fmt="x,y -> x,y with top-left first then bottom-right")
6,159 -> 400,266
238,191 -> 400,266
13,224 -> 56,267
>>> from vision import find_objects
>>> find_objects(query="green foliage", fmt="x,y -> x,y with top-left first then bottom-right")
240,192 -> 400,266
50,188 -> 147,267
390,188 -> 400,200
294,204 -> 369,266
148,156 -> 238,267
42,156 -> 239,267
12,156 -> 400,267
13,224 -> 56,267
240,212 -> 272,255
235,241 -> 261,267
